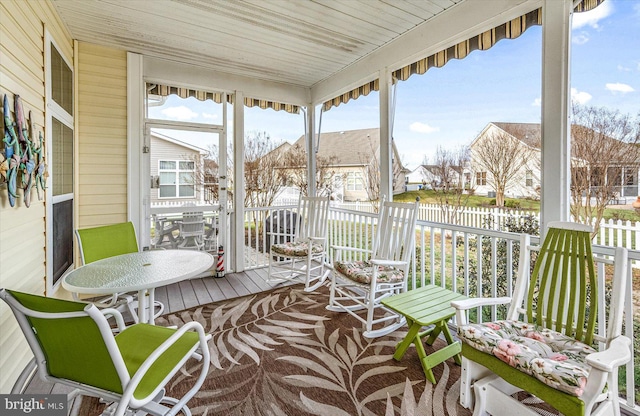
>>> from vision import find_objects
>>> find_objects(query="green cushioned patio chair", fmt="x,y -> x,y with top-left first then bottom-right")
76,221 -> 164,321
451,222 -> 630,416
267,196 -> 332,292
326,199 -> 419,338
1,288 -> 209,416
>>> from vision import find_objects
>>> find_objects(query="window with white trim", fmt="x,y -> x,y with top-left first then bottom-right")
159,160 -> 195,198
476,171 -> 487,186
346,171 -> 364,191
526,170 -> 534,187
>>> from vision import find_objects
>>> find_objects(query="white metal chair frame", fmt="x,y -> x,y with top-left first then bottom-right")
267,196 -> 332,292
1,289 -> 210,416
177,212 -> 206,251
451,222 -> 631,416
326,199 -> 419,338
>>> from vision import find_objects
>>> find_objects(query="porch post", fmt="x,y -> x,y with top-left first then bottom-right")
126,52 -> 145,247
233,91 -> 245,272
306,105 -> 317,197
379,68 -> 393,201
540,0 -> 572,231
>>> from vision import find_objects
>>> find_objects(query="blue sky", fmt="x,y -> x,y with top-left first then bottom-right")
150,0 -> 639,170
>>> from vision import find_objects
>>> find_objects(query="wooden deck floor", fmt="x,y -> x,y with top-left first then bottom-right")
22,267 -> 297,399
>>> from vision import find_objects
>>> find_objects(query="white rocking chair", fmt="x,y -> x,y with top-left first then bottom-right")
267,196 -> 331,292
326,199 -> 419,338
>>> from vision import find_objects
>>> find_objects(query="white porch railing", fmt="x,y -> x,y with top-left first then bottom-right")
243,204 -> 639,413
274,199 -> 640,256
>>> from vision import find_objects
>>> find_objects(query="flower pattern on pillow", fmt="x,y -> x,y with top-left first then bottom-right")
271,241 -> 324,257
334,260 -> 404,284
458,320 -> 597,397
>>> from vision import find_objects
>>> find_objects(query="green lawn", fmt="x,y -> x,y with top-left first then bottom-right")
394,190 -> 640,222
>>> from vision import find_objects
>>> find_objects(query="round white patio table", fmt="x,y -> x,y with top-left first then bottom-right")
62,250 -> 214,324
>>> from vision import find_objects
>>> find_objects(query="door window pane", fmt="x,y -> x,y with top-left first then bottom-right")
52,118 -> 73,196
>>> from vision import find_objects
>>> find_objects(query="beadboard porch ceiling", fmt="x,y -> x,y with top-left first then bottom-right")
51,0 -> 466,88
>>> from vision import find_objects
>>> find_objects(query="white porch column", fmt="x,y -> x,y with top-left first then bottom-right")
233,91 -> 245,272
126,52 -> 145,247
540,0 -> 573,231
306,105 -> 317,197
379,68 -> 393,201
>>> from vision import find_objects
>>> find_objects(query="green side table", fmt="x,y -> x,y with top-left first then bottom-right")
382,284 -> 467,383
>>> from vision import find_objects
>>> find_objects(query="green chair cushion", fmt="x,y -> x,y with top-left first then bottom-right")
335,260 -> 404,284
271,240 -> 324,257
78,222 -> 138,264
7,290 -> 124,393
115,324 -> 200,400
459,320 -> 596,397
462,344 -> 586,416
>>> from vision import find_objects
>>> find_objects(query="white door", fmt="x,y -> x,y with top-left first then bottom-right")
141,124 -> 228,259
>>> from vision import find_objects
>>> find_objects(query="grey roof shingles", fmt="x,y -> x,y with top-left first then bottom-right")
292,128 -> 380,166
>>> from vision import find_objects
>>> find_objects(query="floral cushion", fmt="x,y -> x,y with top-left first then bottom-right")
459,320 -> 597,397
271,241 -> 324,257
335,260 -> 404,284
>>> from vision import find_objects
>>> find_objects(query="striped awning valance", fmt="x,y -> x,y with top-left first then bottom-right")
393,9 -> 541,82
148,83 -> 300,114
147,83 -> 225,103
321,0 -> 604,111
322,79 -> 379,112
243,98 -> 300,114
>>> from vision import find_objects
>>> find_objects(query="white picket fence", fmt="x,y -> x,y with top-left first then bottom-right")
274,197 -> 639,253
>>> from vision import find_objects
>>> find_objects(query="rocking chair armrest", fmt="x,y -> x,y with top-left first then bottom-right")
451,297 -> 511,326
369,259 -> 407,267
331,245 -> 372,254
586,336 -> 632,372
450,297 -> 512,311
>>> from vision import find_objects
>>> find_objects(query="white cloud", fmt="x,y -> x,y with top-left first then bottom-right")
572,1 -> 612,29
202,113 -> 218,120
161,106 -> 198,121
617,65 -> 632,72
409,122 -> 439,134
572,32 -> 589,45
532,97 -> 542,107
605,83 -> 635,93
571,88 -> 592,104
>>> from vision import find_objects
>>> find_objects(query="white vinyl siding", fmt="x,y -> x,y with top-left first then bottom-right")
0,0 -> 73,394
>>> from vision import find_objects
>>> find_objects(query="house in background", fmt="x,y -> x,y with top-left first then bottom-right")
470,122 -> 639,201
277,128 -> 407,202
470,122 -> 541,199
151,132 -> 209,206
406,164 -> 466,190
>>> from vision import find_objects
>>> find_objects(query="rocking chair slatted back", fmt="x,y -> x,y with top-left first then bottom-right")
373,200 -> 420,264
296,196 -> 331,242
523,222 -> 597,345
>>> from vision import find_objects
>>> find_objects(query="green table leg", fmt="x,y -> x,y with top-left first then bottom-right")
441,321 -> 462,365
393,319 -> 421,361
424,321 -> 444,345
413,333 -> 437,384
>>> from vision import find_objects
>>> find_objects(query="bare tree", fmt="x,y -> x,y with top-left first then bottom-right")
570,105 -> 640,235
280,142 -> 343,198
472,126 -> 536,207
244,131 -> 287,208
430,146 -> 474,224
361,140 -> 404,211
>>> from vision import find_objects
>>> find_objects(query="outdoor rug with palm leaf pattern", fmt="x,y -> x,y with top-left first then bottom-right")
81,284 -> 556,416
